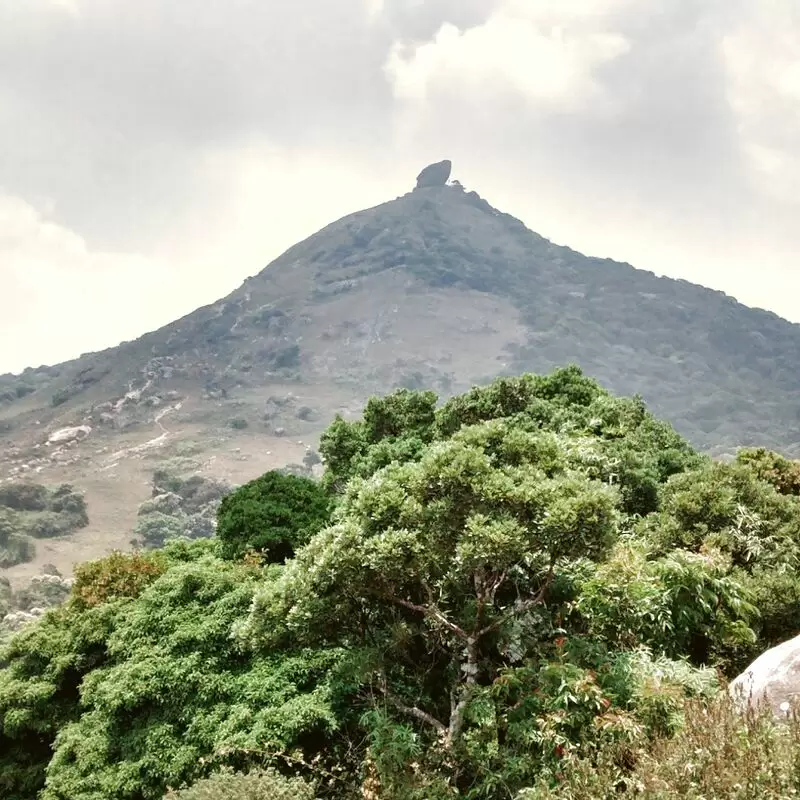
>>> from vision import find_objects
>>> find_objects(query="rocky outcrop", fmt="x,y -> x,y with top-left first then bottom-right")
729,633 -> 800,717
415,159 -> 452,188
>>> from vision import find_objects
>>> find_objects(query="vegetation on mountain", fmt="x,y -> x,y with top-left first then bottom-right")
3,367 -> 800,798
4,180 -> 800,475
0,482 -> 88,567
132,469 -> 231,549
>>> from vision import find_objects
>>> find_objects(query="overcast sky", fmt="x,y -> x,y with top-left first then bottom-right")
1,0 -> 799,375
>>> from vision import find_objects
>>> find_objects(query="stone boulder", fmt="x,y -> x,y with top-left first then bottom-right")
415,159 -> 452,189
47,425 -> 91,445
729,633 -> 800,717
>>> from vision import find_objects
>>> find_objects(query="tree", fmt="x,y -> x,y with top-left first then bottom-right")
216,471 -> 332,562
240,370 -> 755,796
245,420 -> 622,747
37,555 -> 344,800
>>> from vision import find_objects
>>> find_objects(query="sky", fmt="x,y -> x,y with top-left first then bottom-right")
1,0 -> 799,375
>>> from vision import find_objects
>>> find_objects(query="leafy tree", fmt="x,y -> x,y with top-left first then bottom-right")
216,471 -> 331,562
40,556 -> 344,800
240,369 -> 761,796
0,602 -> 118,800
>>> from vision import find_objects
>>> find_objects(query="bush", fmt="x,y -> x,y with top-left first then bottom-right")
0,482 -> 49,511
132,511 -> 189,549
164,769 -> 317,800
228,418 -> 249,430
216,470 -> 331,562
0,482 -> 88,541
51,388 -> 71,407
11,573 -> 72,612
0,509 -> 35,567
26,511 -> 74,538
523,693 -> 800,799
70,550 -> 168,609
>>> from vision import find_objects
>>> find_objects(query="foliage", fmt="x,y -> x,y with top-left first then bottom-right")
216,471 -> 331,562
0,601 -> 118,800
736,446 -> 800,495
70,550 -> 169,610
0,482 -> 88,546
0,508 -> 36,568
5,368 -> 800,799
576,539 -> 757,662
133,511 -> 193,548
132,469 -> 232,549
164,768 -> 317,800
0,481 -> 50,511
523,693 -> 800,799
40,557 -> 343,800
0,570 -> 73,650
241,369 -> 756,797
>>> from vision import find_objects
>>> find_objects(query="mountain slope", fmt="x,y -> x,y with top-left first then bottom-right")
2,170 -> 800,577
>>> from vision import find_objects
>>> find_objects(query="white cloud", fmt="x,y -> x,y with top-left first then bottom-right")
384,1 -> 630,111
0,193 -> 181,373
721,2 -> 800,202
2,0 -> 800,374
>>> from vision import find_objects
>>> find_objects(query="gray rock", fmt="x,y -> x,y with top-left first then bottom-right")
729,633 -> 800,717
415,159 -> 452,189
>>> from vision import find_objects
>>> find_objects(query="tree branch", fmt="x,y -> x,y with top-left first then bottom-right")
367,585 -> 468,639
376,673 -> 447,735
447,635 -> 479,745
476,563 -> 555,639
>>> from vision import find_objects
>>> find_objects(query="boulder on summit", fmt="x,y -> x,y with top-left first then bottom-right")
415,159 -> 452,188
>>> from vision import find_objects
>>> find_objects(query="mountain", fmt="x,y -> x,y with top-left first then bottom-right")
2,165 -> 800,579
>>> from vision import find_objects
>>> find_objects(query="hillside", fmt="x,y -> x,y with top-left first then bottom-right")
2,163 -> 800,577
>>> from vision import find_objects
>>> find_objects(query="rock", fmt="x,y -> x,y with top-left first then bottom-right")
729,633 -> 800,717
47,425 -> 91,444
415,159 -> 452,189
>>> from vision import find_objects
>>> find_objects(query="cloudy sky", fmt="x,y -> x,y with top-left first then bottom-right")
1,0 -> 799,374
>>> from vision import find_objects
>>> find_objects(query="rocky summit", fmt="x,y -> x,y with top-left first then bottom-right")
3,162 -> 800,578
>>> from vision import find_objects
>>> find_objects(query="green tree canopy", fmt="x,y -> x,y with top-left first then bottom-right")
216,471 -> 332,562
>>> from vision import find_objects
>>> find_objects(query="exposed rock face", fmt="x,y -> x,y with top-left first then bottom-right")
415,159 -> 452,188
729,633 -> 800,716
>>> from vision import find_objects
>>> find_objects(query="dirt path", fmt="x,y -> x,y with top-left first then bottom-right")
100,403 -> 182,470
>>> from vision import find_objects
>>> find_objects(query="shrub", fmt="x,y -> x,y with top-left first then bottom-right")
523,693 -> 800,799
228,418 -> 249,430
0,482 -> 49,511
164,769 -> 317,800
26,511 -> 74,538
0,509 -> 35,568
11,573 -> 72,612
70,550 -> 168,609
132,511 -> 188,549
